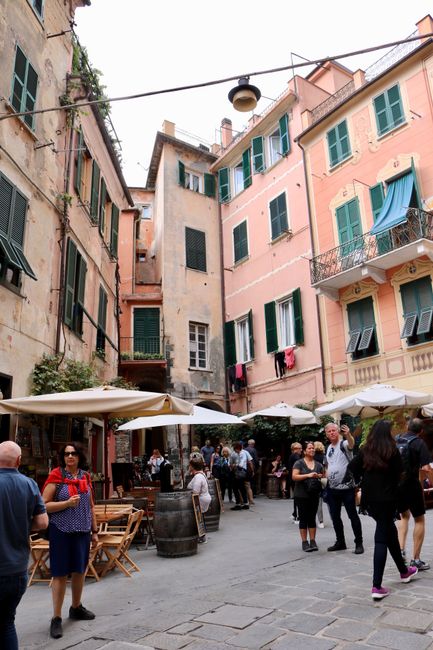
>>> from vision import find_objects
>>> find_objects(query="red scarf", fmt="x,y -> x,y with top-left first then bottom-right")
43,467 -> 90,497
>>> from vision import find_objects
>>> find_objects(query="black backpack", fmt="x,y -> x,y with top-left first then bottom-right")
395,434 -> 418,478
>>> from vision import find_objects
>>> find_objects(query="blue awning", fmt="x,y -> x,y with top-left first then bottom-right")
370,172 -> 414,235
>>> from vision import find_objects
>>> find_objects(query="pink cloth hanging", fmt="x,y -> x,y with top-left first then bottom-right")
235,363 -> 244,379
284,347 -> 295,370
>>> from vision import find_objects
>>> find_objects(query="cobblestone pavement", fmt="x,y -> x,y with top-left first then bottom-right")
17,497 -> 433,649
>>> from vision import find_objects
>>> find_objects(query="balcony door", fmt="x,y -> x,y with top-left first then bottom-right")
336,198 -> 363,258
133,308 -> 160,355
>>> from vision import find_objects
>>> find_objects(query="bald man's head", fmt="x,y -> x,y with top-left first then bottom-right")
0,441 -> 22,468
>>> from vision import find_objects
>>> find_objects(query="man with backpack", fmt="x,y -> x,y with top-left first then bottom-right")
324,422 -> 364,554
397,418 -> 432,571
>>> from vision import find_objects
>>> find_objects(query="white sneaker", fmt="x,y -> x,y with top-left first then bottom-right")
318,522 -> 325,528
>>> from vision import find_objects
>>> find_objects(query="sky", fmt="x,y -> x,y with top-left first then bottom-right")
74,1 -> 433,188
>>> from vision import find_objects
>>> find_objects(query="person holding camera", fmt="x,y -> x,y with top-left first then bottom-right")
324,422 -> 364,554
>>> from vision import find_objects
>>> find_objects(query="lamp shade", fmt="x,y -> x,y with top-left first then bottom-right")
228,77 -> 261,112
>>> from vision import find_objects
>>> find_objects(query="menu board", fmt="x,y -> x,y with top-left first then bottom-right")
191,493 -> 206,538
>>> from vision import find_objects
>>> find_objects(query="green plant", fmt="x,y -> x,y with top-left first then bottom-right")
120,352 -> 132,360
93,348 -> 106,361
57,192 -> 73,207
31,354 -> 65,395
62,359 -> 98,391
108,376 -> 138,390
358,412 -> 405,446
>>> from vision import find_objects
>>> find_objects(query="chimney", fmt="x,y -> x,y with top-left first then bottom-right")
353,69 -> 366,90
162,120 -> 175,137
416,14 -> 433,41
221,118 -> 233,149
248,114 -> 261,128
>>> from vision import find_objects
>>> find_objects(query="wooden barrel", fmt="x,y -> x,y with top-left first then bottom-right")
204,478 -> 221,532
154,491 -> 198,557
266,473 -> 281,499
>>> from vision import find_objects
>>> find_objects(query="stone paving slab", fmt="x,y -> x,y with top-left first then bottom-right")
277,613 -> 336,635
103,644 -> 154,650
262,632 -> 337,649
332,603 -> 384,622
368,628 -> 433,649
321,619 -> 374,642
410,597 -> 433,612
167,623 -> 202,635
378,608 -> 433,633
224,622 -> 285,648
277,596 -> 318,613
243,591 -> 297,608
194,604 -> 272,629
189,624 -> 234,641
137,632 -> 192,649
99,625 -> 152,642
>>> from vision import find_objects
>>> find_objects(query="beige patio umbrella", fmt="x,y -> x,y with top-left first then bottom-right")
0,385 -> 193,496
241,402 -> 316,425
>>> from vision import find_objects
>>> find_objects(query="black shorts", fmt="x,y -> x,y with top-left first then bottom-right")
398,480 -> 425,518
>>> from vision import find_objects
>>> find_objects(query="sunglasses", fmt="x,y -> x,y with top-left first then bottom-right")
64,451 -> 78,457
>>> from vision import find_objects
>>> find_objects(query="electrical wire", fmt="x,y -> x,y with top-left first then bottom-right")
1,31 -> 432,123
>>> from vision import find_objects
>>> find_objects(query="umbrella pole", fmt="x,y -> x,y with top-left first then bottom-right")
103,414 -> 110,499
177,424 -> 185,487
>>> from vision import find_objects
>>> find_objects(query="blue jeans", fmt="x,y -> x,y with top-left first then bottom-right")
327,487 -> 363,545
0,572 -> 28,650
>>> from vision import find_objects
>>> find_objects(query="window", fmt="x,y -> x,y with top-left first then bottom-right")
269,193 -> 288,240
178,161 -> 215,197
373,84 -> 405,137
236,311 -> 254,363
400,277 -> 433,345
90,160 -> 100,224
64,238 -> 87,335
252,136 -> 265,173
27,0 -> 44,18
264,288 -> 303,352
336,198 -> 363,257
269,127 -> 281,166
141,205 -> 152,220
233,160 -> 244,196
346,297 -> 378,359
268,114 -> 290,167
98,178 -> 107,237
96,286 -> 108,353
233,220 -> 248,263
327,120 -> 351,167
185,227 -> 206,272
0,172 -> 36,286
185,171 -> 201,192
189,322 -> 208,369
134,307 -> 160,354
10,46 -> 38,130
110,204 -> 119,258
218,168 -> 231,203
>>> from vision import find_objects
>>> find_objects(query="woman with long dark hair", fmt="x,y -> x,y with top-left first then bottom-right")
348,420 -> 418,600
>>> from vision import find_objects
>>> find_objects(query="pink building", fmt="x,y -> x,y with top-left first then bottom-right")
212,78 -> 331,415
298,15 -> 433,402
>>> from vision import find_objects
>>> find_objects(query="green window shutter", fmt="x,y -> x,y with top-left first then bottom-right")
369,183 -> 385,221
110,204 -> 119,257
0,175 -> 14,236
218,167 -> 230,203
64,238 -> 77,327
374,93 -> 388,135
410,158 -> 421,207
11,47 -> 38,130
233,221 -> 248,263
337,120 -> 350,159
11,189 -> 26,246
292,288 -> 304,345
279,114 -> 290,156
134,307 -> 160,354
387,85 -> 404,129
252,136 -> 265,173
242,149 -> 252,189
90,159 -> 100,223
185,227 -> 206,272
264,301 -> 278,352
270,193 -> 288,240
204,173 -> 215,197
327,127 -> 339,167
224,320 -> 236,367
178,160 -> 185,187
98,178 -> 106,236
337,199 -> 362,254
74,129 -> 83,195
24,62 -> 37,129
75,255 -> 87,334
248,309 -> 254,359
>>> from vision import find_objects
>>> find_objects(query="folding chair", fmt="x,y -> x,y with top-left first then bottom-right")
99,510 -> 144,577
28,536 -> 50,586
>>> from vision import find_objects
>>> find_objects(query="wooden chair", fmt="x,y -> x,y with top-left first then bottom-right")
99,510 -> 144,577
28,536 -> 50,586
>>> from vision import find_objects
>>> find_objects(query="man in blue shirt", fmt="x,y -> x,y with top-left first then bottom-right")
200,439 -> 214,468
0,441 -> 48,649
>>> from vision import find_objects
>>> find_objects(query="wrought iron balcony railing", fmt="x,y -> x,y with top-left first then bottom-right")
119,336 -> 165,361
310,208 -> 433,285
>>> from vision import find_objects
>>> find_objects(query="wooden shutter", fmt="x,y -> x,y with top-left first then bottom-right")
11,47 -> 26,115
417,308 -> 433,335
252,136 -> 265,173
270,193 -> 288,240
374,92 -> 388,135
242,149 -> 252,189
264,301 -> 278,352
369,183 -> 385,221
248,309 -> 254,359
90,159 -> 100,223
110,204 -> 119,257
0,175 -> 13,236
387,85 -> 404,129
24,61 -> 38,129
98,178 -> 106,236
98,286 -> 108,331
134,308 -> 160,354
76,255 -> 87,334
233,221 -> 248,263
292,288 -> 304,345
327,127 -> 339,167
185,227 -> 206,272
64,238 -> 77,327
224,320 -> 236,367
218,167 -> 230,203
74,129 -> 84,195
178,160 -> 185,187
204,173 -> 215,197
279,114 -> 290,156
337,120 -> 350,160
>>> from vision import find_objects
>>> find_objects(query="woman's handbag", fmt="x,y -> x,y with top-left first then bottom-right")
304,477 -> 322,496
235,466 -> 247,480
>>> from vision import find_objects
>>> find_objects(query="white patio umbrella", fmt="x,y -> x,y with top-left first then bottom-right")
117,405 -> 244,430
421,402 -> 433,417
241,402 -> 316,425
315,383 -> 433,419
0,385 -> 193,496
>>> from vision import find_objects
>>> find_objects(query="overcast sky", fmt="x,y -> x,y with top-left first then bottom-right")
74,1 -> 433,188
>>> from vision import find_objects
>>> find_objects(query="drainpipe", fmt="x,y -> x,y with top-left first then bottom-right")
297,141 -> 327,397
217,196 -> 231,413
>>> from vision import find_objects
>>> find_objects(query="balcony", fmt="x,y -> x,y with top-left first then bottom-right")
311,208 -> 433,299
119,337 -> 167,392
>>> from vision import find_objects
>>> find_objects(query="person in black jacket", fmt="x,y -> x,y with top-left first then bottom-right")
348,420 -> 418,601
